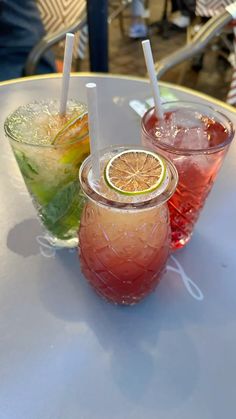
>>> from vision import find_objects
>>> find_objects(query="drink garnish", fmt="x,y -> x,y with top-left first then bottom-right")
104,149 -> 166,195
52,112 -> 88,145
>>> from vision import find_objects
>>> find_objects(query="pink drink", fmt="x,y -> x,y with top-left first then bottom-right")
78,146 -> 178,305
142,102 -> 234,249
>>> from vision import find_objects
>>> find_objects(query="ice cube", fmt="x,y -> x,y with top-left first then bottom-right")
174,126 -> 209,150
174,109 -> 203,128
154,117 -> 176,146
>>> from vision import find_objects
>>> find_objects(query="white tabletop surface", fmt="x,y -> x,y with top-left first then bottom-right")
0,74 -> 236,419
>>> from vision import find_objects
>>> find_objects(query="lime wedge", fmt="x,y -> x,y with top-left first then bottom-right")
104,150 -> 166,195
52,112 -> 88,145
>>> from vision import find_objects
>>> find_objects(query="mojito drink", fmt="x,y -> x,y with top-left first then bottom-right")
5,100 -> 90,246
142,102 -> 234,249
79,146 -> 178,305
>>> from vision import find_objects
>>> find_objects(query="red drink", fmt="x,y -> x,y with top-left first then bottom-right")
78,146 -> 178,305
142,102 -> 234,249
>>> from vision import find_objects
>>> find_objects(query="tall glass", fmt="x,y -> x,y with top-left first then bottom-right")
141,101 -> 234,249
78,146 -> 178,305
5,99 -> 90,247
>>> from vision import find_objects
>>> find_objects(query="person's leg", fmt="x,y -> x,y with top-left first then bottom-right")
171,0 -> 180,13
0,0 -> 56,81
170,0 -> 196,28
131,0 -> 145,17
182,0 -> 196,17
129,0 -> 147,39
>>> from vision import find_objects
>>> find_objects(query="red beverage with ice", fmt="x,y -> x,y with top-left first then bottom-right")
78,146 -> 178,305
142,102 -> 234,249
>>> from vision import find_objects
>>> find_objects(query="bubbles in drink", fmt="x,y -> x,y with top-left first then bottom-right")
6,100 -> 87,145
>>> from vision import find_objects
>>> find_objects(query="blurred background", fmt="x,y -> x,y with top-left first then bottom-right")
0,0 -> 235,103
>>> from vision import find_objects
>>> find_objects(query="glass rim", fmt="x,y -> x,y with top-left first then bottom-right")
141,101 -> 235,155
79,145 -> 179,211
4,100 -> 88,148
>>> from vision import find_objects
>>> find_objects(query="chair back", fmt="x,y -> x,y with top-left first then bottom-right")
155,9 -> 232,79
196,0 -> 235,17
36,0 -> 87,58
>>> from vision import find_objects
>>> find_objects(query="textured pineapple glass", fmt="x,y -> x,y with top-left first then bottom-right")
78,146 -> 178,305
142,102 -> 234,249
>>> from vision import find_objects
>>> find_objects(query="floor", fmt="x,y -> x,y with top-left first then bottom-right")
78,1 -> 233,103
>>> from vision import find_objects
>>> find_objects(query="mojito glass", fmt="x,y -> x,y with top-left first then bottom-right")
141,101 -> 234,249
78,146 -> 178,305
5,99 -> 90,247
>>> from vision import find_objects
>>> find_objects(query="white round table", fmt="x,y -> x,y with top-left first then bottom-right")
0,74 -> 236,419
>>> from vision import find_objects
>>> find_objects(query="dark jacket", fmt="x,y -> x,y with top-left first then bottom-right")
0,0 -> 56,81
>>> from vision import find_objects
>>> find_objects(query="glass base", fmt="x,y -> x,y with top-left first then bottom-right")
170,233 -> 192,250
47,234 -> 78,249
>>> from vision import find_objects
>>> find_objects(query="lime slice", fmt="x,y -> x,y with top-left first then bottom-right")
59,136 -> 90,165
104,150 -> 166,195
52,112 -> 88,145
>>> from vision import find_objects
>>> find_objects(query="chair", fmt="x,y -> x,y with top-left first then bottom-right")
154,3 -> 236,104
24,0 -> 87,75
25,0 -> 137,76
196,0 -> 234,17
194,0 -> 236,104
108,0 -> 132,35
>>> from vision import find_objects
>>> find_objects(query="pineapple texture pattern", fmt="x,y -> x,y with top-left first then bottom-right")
79,202 -> 170,305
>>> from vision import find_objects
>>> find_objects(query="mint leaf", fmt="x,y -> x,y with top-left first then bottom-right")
14,151 -> 39,180
41,180 -> 84,224
41,180 -> 86,239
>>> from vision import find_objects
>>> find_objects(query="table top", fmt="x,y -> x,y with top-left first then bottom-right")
0,73 -> 236,419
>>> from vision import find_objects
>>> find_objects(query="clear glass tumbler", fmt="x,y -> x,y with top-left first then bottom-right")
78,146 -> 178,305
141,101 -> 234,249
5,99 -> 89,247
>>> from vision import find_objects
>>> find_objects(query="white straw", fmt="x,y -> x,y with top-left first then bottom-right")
59,33 -> 74,114
142,39 -> 164,119
86,83 -> 100,181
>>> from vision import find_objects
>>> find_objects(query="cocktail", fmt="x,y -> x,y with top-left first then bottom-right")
141,101 -> 234,249
79,146 -> 178,305
5,99 -> 90,247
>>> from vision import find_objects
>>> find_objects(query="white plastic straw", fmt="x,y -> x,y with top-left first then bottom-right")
59,33 -> 74,114
142,39 -> 164,119
86,83 -> 100,181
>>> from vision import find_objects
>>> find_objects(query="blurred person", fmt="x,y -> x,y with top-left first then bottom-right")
129,0 -> 148,39
0,0 -> 56,82
170,0 -> 196,28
